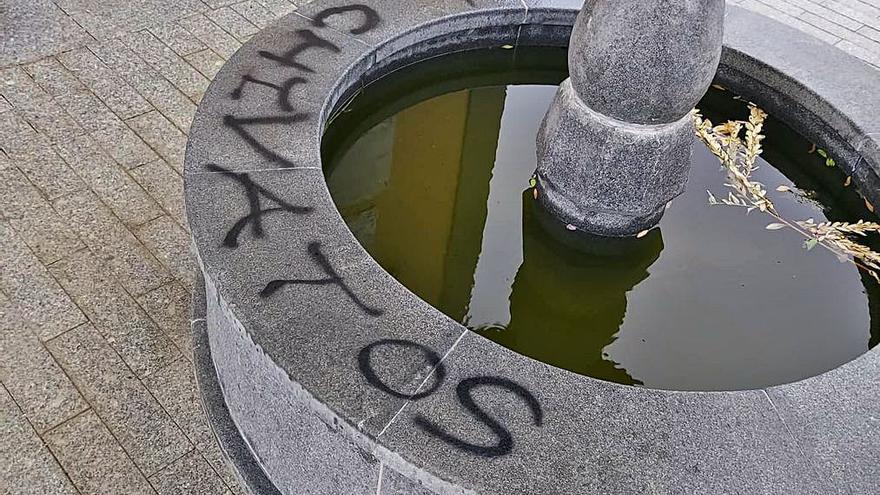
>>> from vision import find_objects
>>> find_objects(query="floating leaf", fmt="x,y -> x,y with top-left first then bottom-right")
711,84 -> 726,91
808,143 -> 817,154
500,44 -> 513,50
637,229 -> 649,238
775,185 -> 791,192
816,148 -> 828,158
804,238 -> 819,250
532,188 -> 538,199
565,223 -> 576,231
844,176 -> 852,187
528,177 -> 537,188
826,157 -> 836,167
765,223 -> 786,230
866,198 -> 875,213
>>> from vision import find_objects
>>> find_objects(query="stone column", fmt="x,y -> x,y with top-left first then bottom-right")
536,0 -> 725,237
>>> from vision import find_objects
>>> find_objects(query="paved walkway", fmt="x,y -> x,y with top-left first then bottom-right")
0,1 -> 877,494
730,0 -> 880,68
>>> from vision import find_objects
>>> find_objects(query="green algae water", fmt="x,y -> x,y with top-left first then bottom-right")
322,48 -> 880,391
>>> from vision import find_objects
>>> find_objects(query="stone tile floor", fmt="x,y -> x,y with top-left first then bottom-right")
730,0 -> 880,67
0,0 -> 877,494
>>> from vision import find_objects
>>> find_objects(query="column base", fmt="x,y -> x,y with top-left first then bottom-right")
535,79 -> 694,237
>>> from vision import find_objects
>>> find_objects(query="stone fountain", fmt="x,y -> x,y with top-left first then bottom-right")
183,0 -> 880,493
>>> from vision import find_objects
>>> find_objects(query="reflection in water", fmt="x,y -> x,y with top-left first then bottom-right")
323,57 -> 879,390
489,193 -> 663,385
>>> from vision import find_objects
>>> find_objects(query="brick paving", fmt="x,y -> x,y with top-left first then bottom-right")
731,0 -> 880,68
0,0 -> 877,494
1,2 -> 305,494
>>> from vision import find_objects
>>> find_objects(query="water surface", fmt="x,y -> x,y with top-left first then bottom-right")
323,48 -> 879,390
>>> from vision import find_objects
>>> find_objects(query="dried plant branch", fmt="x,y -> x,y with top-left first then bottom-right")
693,104 -> 880,282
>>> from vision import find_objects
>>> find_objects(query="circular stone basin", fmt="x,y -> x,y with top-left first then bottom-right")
184,2 -> 880,493
323,47 -> 880,391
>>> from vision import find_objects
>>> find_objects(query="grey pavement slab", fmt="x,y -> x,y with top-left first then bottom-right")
54,133 -> 162,226
3,133 -> 86,201
206,6 -> 261,41
0,221 -> 87,341
0,294 -> 88,433
53,0 -> 206,40
44,409 -> 158,495
137,282 -> 195,357
52,189 -> 172,297
134,215 -> 195,289
49,248 -> 180,377
0,153 -> 85,264
254,0 -> 300,17
57,47 -> 154,120
92,116 -> 161,169
185,48 -> 228,80
46,322 -> 192,475
232,1 -> 279,30
130,159 -> 188,225
0,385 -> 78,495
177,14 -> 243,60
143,358 -> 215,450
23,57 -> 160,167
124,29 -> 210,101
127,110 -> 189,172
0,0 -> 91,67
0,66 -> 85,144
149,21 -> 209,57
89,37 -> 197,132
0,107 -> 42,153
148,450 -> 229,495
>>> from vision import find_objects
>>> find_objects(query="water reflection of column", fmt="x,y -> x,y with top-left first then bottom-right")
440,87 -> 508,321
483,191 -> 663,385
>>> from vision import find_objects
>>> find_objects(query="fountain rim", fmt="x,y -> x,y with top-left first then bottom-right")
185,3 -> 880,494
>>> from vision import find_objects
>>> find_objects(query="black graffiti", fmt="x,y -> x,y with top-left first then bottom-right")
358,340 -> 446,400
413,377 -> 543,458
258,29 -> 341,73
223,114 -> 309,168
359,337 -> 543,457
261,241 -> 383,316
311,4 -> 381,35
230,75 -> 307,112
206,163 -> 312,248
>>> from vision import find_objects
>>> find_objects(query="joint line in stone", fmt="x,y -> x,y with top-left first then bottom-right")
375,463 -> 384,495
376,329 -> 469,437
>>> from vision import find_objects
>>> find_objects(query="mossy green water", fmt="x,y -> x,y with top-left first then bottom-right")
322,48 -> 879,390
